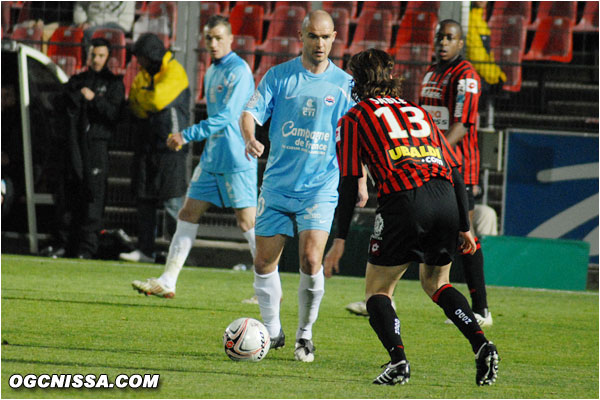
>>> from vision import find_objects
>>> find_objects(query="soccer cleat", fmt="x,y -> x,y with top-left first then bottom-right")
294,338 -> 315,362
131,278 -> 175,298
241,295 -> 259,304
475,341 -> 499,386
373,360 -> 411,385
346,299 -> 396,316
120,249 -> 154,263
346,301 -> 369,316
269,328 -> 285,350
474,310 -> 493,327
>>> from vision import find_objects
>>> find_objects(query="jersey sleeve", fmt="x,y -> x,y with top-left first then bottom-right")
453,67 -> 481,127
243,68 -> 276,126
336,113 -> 362,178
182,65 -> 253,142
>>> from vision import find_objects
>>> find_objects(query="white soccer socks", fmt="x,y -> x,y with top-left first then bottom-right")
159,219 -> 199,289
296,267 -> 325,341
242,228 -> 256,260
253,267 -> 282,338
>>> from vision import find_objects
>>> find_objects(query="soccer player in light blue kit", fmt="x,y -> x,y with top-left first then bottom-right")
132,16 -> 256,298
240,10 -> 357,362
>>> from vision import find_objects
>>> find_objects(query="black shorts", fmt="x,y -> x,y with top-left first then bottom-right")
368,179 -> 459,267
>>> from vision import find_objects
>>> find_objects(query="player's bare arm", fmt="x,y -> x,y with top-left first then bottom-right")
240,111 -> 264,160
444,122 -> 468,147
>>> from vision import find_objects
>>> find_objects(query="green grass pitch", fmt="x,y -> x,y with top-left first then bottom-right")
1,254 -> 598,398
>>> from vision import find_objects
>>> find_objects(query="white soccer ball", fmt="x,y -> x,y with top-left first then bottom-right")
223,317 -> 270,362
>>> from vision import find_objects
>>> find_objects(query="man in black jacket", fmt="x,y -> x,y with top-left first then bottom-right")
42,37 -> 124,259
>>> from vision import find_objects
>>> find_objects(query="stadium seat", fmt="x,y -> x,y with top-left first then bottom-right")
392,44 -> 430,103
404,1 -> 441,14
529,1 -> 577,29
47,26 -> 85,76
11,24 -> 43,50
574,1 -> 599,32
234,1 -> 272,18
523,16 -> 575,63
330,8 -> 350,48
348,10 -> 393,55
490,1 -> 532,23
196,60 -> 207,104
199,2 -> 220,30
254,37 -> 301,84
92,28 -> 126,74
265,5 -> 306,41
231,34 -> 256,70
361,1 -> 403,22
123,58 -> 140,98
197,37 -> 211,66
1,1 -> 12,37
273,1 -> 311,13
489,15 -> 527,91
229,4 -> 264,44
147,1 -> 177,44
392,10 -> 438,51
322,1 -> 357,19
329,39 -> 345,69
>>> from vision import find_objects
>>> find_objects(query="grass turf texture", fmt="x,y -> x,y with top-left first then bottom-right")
1,254 -> 598,398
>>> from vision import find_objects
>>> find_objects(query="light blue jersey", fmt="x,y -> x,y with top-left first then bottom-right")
182,52 -> 256,173
244,57 -> 354,200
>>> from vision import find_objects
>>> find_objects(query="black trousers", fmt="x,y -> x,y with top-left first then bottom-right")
55,140 -> 108,256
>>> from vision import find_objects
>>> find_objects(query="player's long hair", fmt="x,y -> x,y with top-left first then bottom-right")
348,48 -> 403,103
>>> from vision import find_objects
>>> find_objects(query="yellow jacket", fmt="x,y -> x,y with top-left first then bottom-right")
129,51 -> 189,119
466,8 -> 506,85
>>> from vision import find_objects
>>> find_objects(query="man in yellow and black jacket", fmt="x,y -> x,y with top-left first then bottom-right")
120,33 -> 190,263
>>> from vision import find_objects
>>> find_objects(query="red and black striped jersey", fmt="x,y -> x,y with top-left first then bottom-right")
336,96 -> 461,197
419,56 -> 481,184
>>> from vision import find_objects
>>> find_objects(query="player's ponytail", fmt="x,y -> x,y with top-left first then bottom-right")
348,48 -> 403,102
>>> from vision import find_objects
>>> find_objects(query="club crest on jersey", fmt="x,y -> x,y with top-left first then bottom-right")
324,95 -> 335,106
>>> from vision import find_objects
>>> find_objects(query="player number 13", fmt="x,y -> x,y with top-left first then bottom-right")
374,106 -> 431,139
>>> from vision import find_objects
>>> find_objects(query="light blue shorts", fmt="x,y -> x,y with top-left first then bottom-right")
255,190 -> 337,237
187,165 -> 257,209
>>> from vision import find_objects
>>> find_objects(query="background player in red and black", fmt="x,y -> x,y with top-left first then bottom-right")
324,49 -> 499,386
419,19 -> 492,327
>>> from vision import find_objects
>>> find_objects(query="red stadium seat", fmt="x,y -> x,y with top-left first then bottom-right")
229,4 -> 264,44
321,1 -> 358,20
196,61 -> 207,104
273,1 -> 311,13
405,1 -> 440,14
348,10 -> 393,55
11,24 -> 43,50
490,1 -> 532,23
523,16 -> 575,63
530,1 -> 576,29
574,1 -> 599,32
234,1 -> 272,18
329,40 -> 346,69
123,58 -> 141,98
232,35 -> 257,70
489,15 -> 527,91
392,44 -> 430,103
47,26 -> 85,76
330,8 -> 350,47
392,10 -> 438,50
199,2 -> 220,30
2,1 -> 12,37
361,1 -> 403,22
254,37 -> 301,84
265,5 -> 306,41
92,28 -> 126,74
147,1 -> 177,44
